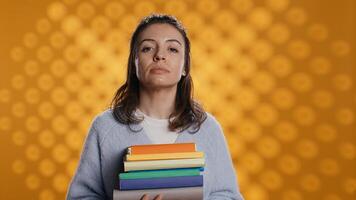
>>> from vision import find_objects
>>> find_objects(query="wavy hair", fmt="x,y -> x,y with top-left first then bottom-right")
110,13 -> 206,133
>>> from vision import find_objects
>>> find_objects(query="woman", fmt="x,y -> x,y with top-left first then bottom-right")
67,14 -> 244,200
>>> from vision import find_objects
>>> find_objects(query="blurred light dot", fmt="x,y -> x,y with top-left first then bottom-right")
196,0 -> 219,16
319,158 -> 339,176
36,18 -> 51,34
307,23 -> 328,42
25,116 -> 41,133
312,90 -> 334,109
12,159 -> 26,174
273,121 -> 298,142
338,142 -> 355,160
25,88 -> 41,104
237,86 -> 259,110
271,88 -> 295,109
237,118 -> 261,141
266,0 -> 290,12
50,59 -> 68,77
11,74 -> 26,90
39,189 -> 55,200
248,7 -> 272,30
230,0 -> 254,15
254,103 -> 278,126
24,60 -> 40,76
293,106 -> 316,126
282,189 -> 302,200
91,16 -> 111,35
77,2 -> 95,20
105,2 -> 124,19
336,108 -> 354,125
286,7 -> 307,26
37,73 -> 55,91
244,183 -> 268,200
53,173 -> 70,192
212,10 -> 237,33
333,74 -> 353,91
277,154 -> 301,175
52,144 -> 71,163
268,55 -> 293,77
315,124 -> 337,142
344,178 -> 356,194
10,46 -> 25,62
331,40 -> 350,56
249,39 -> 274,62
23,32 -> 39,48
25,144 -> 41,161
0,116 -> 11,131
0,89 -> 11,103
66,130 -> 84,151
38,102 -> 55,120
296,139 -> 318,159
288,39 -> 311,60
66,158 -> 78,177
52,115 -> 70,135
61,15 -> 82,36
38,129 -> 56,149
236,55 -> 257,78
250,71 -> 275,94
240,152 -> 264,174
232,24 -> 257,47
300,174 -> 321,192
51,87 -> 69,106
39,159 -> 56,177
9,107 -> 22,121
25,174 -> 41,190
256,136 -> 280,158
267,23 -> 290,44
259,169 -> 283,190
65,73 -> 83,92
12,131 -> 26,146
47,2 -> 67,21
64,45 -> 82,64
37,45 -> 54,63
309,56 -> 331,75
50,31 -> 67,48
290,73 -> 313,92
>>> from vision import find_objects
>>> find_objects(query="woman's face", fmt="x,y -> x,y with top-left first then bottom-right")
135,23 -> 185,90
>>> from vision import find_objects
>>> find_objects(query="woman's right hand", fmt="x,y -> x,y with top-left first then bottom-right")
140,194 -> 163,200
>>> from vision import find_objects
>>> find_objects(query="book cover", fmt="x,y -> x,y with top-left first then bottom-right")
113,186 -> 203,200
119,168 -> 201,179
125,152 -> 204,161
127,143 -> 196,155
119,175 -> 203,190
124,158 -> 205,172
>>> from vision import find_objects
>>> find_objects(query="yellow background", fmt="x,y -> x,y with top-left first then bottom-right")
0,0 -> 354,199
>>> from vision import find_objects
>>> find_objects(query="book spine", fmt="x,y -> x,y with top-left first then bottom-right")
119,175 -> 203,190
124,158 -> 205,172
119,168 -> 201,179
129,143 -> 196,155
125,152 -> 204,161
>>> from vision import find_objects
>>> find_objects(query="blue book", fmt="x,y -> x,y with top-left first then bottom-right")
119,175 -> 203,190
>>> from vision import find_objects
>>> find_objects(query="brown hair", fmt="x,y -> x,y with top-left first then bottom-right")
110,13 -> 206,133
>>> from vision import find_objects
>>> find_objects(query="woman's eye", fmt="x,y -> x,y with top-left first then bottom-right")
169,48 -> 179,53
141,47 -> 152,52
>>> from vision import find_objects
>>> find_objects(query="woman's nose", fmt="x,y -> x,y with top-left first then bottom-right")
153,49 -> 166,62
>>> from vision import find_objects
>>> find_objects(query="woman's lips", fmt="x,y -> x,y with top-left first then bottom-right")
150,67 -> 169,74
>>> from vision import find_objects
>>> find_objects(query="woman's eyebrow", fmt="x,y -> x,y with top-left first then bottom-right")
139,38 -> 182,46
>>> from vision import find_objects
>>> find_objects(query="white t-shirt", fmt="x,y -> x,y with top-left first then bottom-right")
135,109 -> 179,144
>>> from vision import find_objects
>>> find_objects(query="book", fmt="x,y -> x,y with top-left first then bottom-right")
124,158 -> 205,172
119,175 -> 203,190
119,168 -> 202,180
127,143 -> 196,155
125,152 -> 204,161
113,186 -> 203,200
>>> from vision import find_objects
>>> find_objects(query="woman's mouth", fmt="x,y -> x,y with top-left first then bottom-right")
150,67 -> 169,74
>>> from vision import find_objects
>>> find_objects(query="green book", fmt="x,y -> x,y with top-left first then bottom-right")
119,168 -> 201,180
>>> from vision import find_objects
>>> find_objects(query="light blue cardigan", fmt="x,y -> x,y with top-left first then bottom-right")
66,109 -> 244,200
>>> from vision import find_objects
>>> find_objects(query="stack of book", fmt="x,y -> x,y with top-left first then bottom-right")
113,143 -> 205,200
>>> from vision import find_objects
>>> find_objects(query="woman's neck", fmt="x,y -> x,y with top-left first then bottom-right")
138,86 -> 177,119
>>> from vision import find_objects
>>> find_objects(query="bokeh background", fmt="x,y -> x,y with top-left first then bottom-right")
0,0 -> 355,199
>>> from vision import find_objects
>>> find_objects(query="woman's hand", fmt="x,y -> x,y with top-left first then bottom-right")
140,194 -> 163,200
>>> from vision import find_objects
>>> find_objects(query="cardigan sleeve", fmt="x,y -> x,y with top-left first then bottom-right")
206,116 -> 244,200
66,118 -> 107,200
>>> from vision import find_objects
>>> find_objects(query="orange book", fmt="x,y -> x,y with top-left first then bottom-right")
127,143 -> 196,155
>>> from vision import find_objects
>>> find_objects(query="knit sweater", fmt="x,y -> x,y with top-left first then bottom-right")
66,109 -> 244,200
